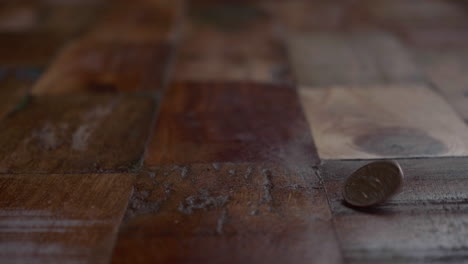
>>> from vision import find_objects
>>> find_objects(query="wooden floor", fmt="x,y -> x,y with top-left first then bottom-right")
1,0 -> 468,263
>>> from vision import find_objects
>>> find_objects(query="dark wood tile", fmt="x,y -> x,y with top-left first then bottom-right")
173,1 -> 292,84
112,163 -> 342,264
0,173 -> 134,264
145,82 -> 318,167
0,33 -> 65,67
32,39 -> 171,94
0,94 -> 155,173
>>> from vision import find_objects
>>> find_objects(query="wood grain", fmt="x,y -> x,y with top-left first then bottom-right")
300,85 -> 468,159
415,51 -> 468,122
32,38 -> 171,94
145,82 -> 318,167
112,163 -> 342,264
288,32 -> 422,87
0,94 -> 155,173
173,1 -> 292,84
319,158 -> 468,263
0,173 -> 134,264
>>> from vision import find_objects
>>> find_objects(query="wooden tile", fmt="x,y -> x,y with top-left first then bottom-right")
399,28 -> 468,51
0,94 -> 155,173
112,163 -> 342,264
0,33 -> 64,67
0,68 -> 40,120
367,0 -> 468,30
320,158 -> 468,262
415,51 -> 468,122
300,85 -> 468,159
262,0 -> 369,32
0,173 -> 134,264
288,32 -> 422,87
32,39 -> 171,94
173,2 -> 292,84
145,82 -> 318,166
86,0 -> 180,44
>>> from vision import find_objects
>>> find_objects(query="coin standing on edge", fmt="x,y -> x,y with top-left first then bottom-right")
343,161 -> 404,207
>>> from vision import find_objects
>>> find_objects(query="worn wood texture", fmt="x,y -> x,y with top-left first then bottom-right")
32,39 -> 171,94
112,163 -> 342,264
300,85 -> 468,159
320,158 -> 468,263
0,95 -> 155,173
173,1 -> 292,84
415,51 -> 468,122
288,32 -> 422,87
0,173 -> 134,264
145,82 -> 318,166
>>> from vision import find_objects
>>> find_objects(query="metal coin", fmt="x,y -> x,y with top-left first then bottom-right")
343,161 -> 403,207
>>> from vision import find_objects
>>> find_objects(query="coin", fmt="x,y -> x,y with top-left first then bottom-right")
343,161 -> 403,207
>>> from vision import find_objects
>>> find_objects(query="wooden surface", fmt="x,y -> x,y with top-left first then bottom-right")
1,0 -> 468,263
0,173 -> 134,264
300,85 -> 468,159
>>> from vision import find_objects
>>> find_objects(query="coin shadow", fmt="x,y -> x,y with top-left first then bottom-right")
341,200 -> 395,215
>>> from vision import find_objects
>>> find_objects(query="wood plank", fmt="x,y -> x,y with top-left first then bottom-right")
0,94 -> 155,173
319,158 -> 468,263
112,163 -> 342,264
299,85 -> 468,159
415,51 -> 468,122
32,38 -> 171,94
145,82 -> 318,167
288,32 -> 422,87
173,1 -> 292,84
0,173 -> 134,264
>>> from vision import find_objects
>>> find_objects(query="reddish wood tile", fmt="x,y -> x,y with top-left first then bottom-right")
86,0 -> 180,44
0,94 -> 155,173
32,39 -> 171,94
173,1 -> 292,84
112,163 -> 341,264
0,173 -> 134,264
145,82 -> 318,166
